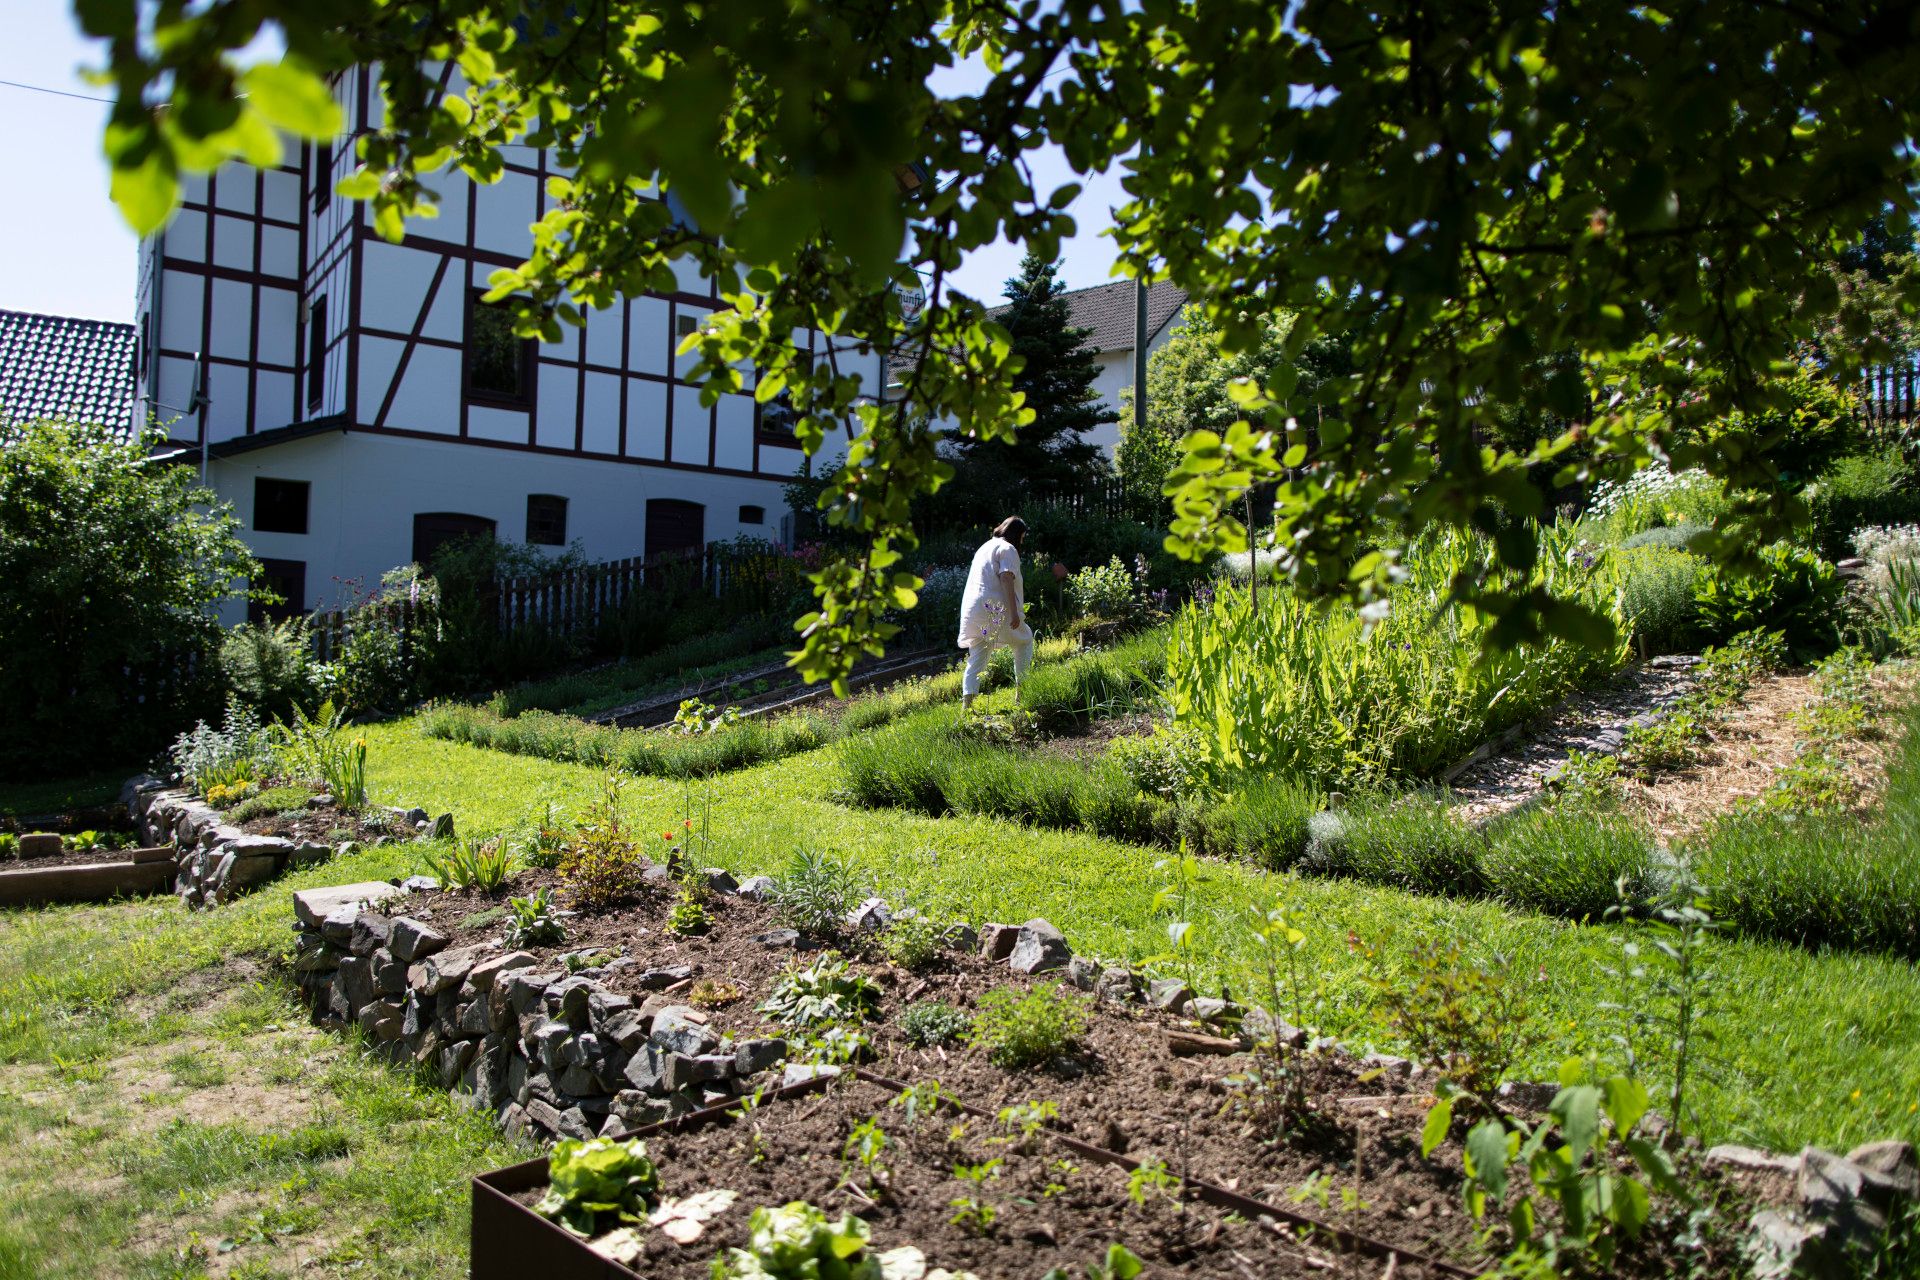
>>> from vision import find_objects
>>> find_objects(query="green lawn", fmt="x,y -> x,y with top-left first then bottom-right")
3,713 -> 1917,1277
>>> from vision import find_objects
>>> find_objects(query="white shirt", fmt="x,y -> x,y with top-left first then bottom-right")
957,536 -> 1031,649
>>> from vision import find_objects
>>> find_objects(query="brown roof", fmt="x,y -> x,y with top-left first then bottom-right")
0,308 -> 135,429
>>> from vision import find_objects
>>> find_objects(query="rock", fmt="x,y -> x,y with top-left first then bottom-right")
550,976 -> 598,1026
458,997 -> 492,1038
1845,1140 -> 1920,1200
1008,919 -> 1070,974
735,1038 -> 787,1076
388,917 -> 449,963
623,1046 -> 668,1094
400,874 -> 438,893
651,1007 -> 720,1057
781,1063 -> 842,1089
1706,1144 -> 1801,1174
371,949 -> 408,996
468,951 -> 537,993
664,1053 -> 735,1093
847,897 -> 893,932
16,833 -> 61,859
290,842 -> 332,868
1146,978 -> 1193,1013
1066,957 -> 1103,991
440,1040 -> 478,1088
641,863 -> 674,884
505,970 -> 559,1016
523,1098 -> 566,1139
943,923 -> 978,952
410,945 -> 482,996
290,932 -> 335,973
1800,1146 -> 1914,1238
307,794 -> 333,809
334,840 -> 362,859
428,813 -> 456,840
357,999 -> 405,1041
1360,1051 -> 1413,1079
635,965 -> 695,991
696,867 -> 737,894
588,989 -> 636,1024
751,929 -> 801,949
349,913 -> 393,958
978,923 -> 1018,962
599,1009 -> 649,1053
1190,997 -> 1240,1025
336,955 -> 376,1012
392,806 -> 430,828
227,834 -> 295,860
294,881 -> 405,928
1096,968 -> 1142,1004
1746,1209 -> 1847,1280
557,1063 -> 600,1096
735,875 -> 775,901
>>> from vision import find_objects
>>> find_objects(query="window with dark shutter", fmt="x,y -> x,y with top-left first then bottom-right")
248,559 -> 307,625
466,294 -> 536,406
526,494 -> 568,546
739,504 -> 765,525
307,297 -> 326,411
255,478 -> 310,535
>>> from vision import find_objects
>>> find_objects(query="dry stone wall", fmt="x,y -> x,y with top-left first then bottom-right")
120,774 -> 332,909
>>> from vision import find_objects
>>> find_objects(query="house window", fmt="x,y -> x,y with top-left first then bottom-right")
306,297 -> 327,411
466,295 -> 536,406
755,353 -> 810,446
254,478 -> 310,535
675,313 -> 699,339
313,141 -> 332,213
739,504 -> 765,525
248,558 -> 306,625
526,493 -> 568,546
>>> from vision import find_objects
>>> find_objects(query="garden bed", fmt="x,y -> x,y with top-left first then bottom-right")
0,847 -> 174,906
474,1069 -> 1473,1279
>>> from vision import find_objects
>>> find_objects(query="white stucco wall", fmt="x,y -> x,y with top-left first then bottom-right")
208,432 -> 815,625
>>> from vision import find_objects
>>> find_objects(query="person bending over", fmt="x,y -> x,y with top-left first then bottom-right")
957,516 -> 1033,712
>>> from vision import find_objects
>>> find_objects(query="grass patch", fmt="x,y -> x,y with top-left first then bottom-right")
224,784 -> 316,825
340,717 -> 1920,1153
0,767 -> 137,820
493,623 -> 794,718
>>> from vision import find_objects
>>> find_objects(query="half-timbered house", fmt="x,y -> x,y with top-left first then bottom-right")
131,66 -> 878,622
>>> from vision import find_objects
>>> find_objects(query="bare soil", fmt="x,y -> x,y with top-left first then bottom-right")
404,871 -> 1768,1278
0,844 -> 160,871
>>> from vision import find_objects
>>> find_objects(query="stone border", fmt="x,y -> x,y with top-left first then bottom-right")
122,774 -> 337,910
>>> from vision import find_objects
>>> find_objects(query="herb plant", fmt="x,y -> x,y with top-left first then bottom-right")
948,1160 -> 1003,1236
423,837 -> 515,893
899,1001 -> 970,1047
757,955 -> 882,1028
1358,934 -> 1532,1097
966,984 -> 1088,1069
535,1136 -> 660,1238
668,888 -> 712,936
711,1201 -> 881,1279
879,914 -> 944,971
505,887 -> 567,947
770,848 -> 868,937
1040,1244 -> 1144,1280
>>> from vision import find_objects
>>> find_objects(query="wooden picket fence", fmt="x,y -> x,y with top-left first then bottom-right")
1859,358 -> 1920,437
304,542 -> 786,660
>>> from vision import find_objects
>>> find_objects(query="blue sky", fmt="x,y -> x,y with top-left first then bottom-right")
0,12 -> 1130,325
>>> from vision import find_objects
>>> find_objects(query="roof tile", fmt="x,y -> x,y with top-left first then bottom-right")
0,308 -> 136,430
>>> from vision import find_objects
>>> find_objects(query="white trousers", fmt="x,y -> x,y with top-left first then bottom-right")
962,635 -> 1033,697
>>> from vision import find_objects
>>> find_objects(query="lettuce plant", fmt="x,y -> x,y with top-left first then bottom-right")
535,1136 -> 660,1238
712,1201 -> 878,1280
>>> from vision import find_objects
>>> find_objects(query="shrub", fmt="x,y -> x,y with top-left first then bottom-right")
1109,723 -> 1214,800
1358,934 -> 1533,1095
1614,545 -> 1707,655
770,848 -> 869,936
1480,803 -> 1661,919
968,983 -> 1089,1068
559,837 -> 647,911
879,915 -> 945,971
225,785 -> 314,825
221,619 -> 315,717
0,420 -> 256,778
1183,773 -> 1323,867
1805,450 -> 1920,557
667,889 -> 711,936
758,955 -> 883,1027
899,1000 -> 971,1046
1582,465 -> 1731,543
1693,542 -> 1841,656
1067,556 -> 1136,620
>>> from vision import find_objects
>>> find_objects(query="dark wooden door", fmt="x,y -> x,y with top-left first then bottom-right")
412,512 -> 497,570
644,499 -> 705,559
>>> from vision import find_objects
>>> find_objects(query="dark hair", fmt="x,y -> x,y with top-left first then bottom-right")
993,516 -> 1027,547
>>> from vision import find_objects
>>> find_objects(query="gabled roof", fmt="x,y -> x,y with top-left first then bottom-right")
1024,278 -> 1188,355
0,308 -> 136,430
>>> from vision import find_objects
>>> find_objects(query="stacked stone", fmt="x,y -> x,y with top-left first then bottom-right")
120,774 -> 335,909
291,882 -> 790,1144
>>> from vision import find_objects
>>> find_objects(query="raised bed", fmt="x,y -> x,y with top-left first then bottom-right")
0,845 -> 174,907
473,1067 -> 1474,1279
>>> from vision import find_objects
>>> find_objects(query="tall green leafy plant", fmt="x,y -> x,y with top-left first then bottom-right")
1163,526 -> 1628,787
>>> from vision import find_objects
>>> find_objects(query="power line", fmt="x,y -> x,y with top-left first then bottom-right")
0,77 -> 113,104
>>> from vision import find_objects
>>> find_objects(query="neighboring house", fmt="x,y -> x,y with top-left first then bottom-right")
995,279 -> 1186,456
0,309 -> 135,429
131,65 -> 879,624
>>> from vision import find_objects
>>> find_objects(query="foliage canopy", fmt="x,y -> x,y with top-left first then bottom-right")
81,0 -> 1920,683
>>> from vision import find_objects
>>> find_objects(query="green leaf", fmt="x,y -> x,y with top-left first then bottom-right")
1421,1097 -> 1453,1158
109,150 -> 178,236
240,62 -> 343,138
1602,1075 -> 1649,1137
1464,1120 -> 1510,1202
